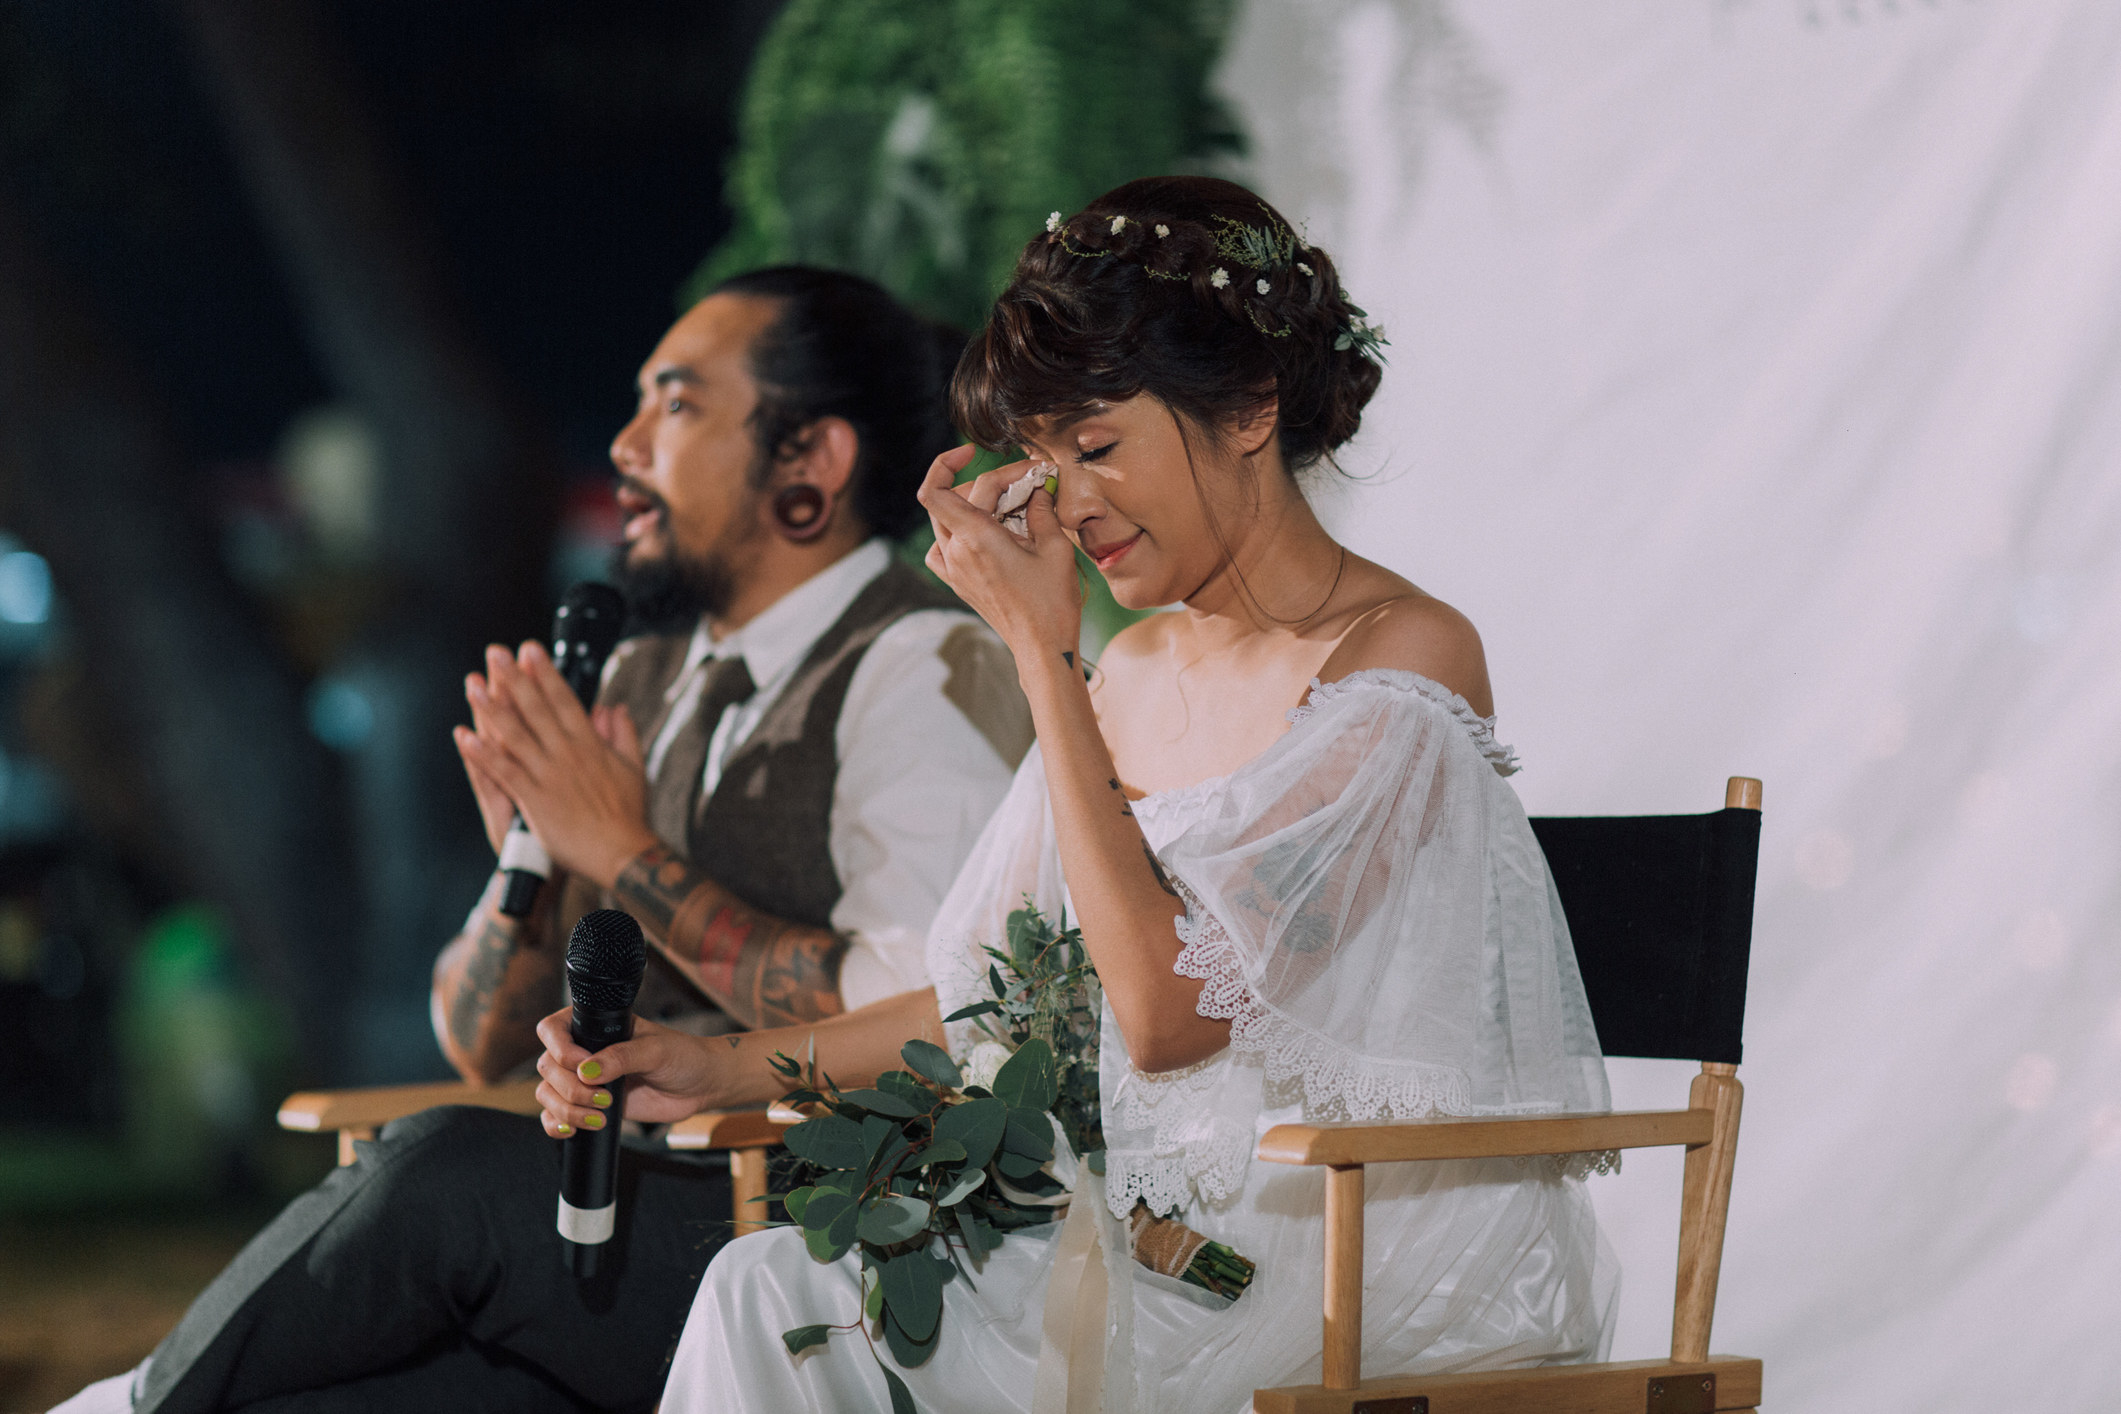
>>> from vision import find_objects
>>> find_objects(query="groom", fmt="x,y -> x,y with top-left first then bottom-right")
64,268 -> 1030,1414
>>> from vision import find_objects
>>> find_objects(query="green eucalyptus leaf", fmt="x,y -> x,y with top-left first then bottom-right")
804,1222 -> 851,1263
933,1096 -> 1006,1170
900,1039 -> 963,1088
941,1000 -> 1002,1023
800,1190 -> 854,1234
938,1168 -> 985,1206
857,1192 -> 931,1246
876,1070 -> 935,1108
781,1323 -> 832,1355
952,1204 -> 985,1260
880,1295 -> 943,1370
784,1113 -> 866,1169
840,1088 -> 922,1119
907,1139 -> 967,1169
1001,1108 -> 1053,1161
881,1248 -> 947,1342
783,1185 -> 816,1224
866,1276 -> 885,1321
882,1363 -> 918,1414
995,1150 -> 1045,1179
992,1038 -> 1057,1110
861,1114 -> 899,1167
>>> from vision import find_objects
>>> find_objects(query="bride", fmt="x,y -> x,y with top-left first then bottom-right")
532,175 -> 1616,1412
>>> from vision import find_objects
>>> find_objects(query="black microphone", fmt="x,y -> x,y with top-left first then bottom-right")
496,582 -> 627,917
557,908 -> 647,1278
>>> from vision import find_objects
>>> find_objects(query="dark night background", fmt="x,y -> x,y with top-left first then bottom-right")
0,0 -> 783,1203
7,0 -> 777,465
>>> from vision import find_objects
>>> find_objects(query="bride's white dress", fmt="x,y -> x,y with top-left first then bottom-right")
662,670 -> 1618,1413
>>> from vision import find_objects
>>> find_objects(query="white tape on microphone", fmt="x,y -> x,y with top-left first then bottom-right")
557,1194 -> 615,1245
499,825 -> 552,877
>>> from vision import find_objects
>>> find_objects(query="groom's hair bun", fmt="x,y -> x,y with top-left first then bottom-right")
952,175 -> 1382,475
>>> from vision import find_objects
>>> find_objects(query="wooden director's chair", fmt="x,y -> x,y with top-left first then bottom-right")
281,776 -> 1763,1412
1252,776 -> 1765,1414
276,1084 -> 792,1233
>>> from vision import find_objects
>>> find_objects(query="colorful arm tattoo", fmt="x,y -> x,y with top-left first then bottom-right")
612,843 -> 848,1029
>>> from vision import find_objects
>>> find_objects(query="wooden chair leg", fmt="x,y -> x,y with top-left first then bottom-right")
336,1127 -> 374,1167
730,1145 -> 771,1235
1672,1062 -> 1742,1362
1323,1164 -> 1365,1390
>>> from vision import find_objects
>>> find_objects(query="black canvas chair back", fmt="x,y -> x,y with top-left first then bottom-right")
1530,803 -> 1761,1065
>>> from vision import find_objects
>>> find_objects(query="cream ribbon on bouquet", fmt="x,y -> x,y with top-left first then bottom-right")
1033,1161 -> 1114,1414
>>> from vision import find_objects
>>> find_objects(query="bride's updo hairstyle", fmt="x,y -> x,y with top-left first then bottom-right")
952,175 -> 1383,475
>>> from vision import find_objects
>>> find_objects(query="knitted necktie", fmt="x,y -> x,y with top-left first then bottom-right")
647,654 -> 757,850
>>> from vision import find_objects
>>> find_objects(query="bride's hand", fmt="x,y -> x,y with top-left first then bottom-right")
918,445 -> 1082,663
533,1010 -> 724,1135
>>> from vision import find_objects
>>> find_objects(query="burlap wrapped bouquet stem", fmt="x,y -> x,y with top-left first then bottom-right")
1127,1203 -> 1212,1279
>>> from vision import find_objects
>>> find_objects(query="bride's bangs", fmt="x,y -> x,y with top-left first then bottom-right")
950,288 -> 1144,454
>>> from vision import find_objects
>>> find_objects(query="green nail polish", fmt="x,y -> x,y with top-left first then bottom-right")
555,1122 -> 573,1137
580,1111 -> 605,1130
591,1090 -> 612,1109
1042,474 -> 1058,496
579,1060 -> 602,1081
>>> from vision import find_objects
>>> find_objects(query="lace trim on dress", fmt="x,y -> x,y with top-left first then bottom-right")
1171,878 -> 1478,1121
1288,669 -> 1521,777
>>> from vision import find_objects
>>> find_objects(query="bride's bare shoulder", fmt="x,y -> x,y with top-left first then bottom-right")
1318,586 -> 1493,716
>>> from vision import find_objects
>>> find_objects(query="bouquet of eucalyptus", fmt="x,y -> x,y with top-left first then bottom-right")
771,902 -> 1253,1411
947,903 -> 1255,1301
770,1035 -> 1070,1412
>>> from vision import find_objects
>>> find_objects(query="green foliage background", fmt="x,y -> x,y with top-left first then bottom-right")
688,0 -> 1243,333
691,0 -> 1246,649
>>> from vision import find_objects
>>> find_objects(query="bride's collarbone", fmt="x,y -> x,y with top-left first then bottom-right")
1096,664 -> 1315,799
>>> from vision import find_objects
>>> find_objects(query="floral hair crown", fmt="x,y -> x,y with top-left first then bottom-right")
1043,204 -> 1388,364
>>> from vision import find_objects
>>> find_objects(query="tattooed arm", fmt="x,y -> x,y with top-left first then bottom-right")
432,872 -> 567,1083
611,842 -> 849,1029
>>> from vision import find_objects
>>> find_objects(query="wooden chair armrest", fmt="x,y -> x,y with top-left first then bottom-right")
1257,1107 -> 1713,1166
276,1079 -> 542,1133
665,1109 -> 794,1152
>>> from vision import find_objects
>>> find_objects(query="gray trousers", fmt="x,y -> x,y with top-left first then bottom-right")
133,1107 -> 732,1414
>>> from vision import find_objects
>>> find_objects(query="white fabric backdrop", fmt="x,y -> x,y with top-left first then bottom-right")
1218,2 -> 2121,1409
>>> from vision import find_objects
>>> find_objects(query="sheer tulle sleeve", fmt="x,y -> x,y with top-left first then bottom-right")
1106,670 -> 1609,1216
926,743 -> 1065,1058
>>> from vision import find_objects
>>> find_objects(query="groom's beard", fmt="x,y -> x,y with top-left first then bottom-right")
609,539 -> 737,635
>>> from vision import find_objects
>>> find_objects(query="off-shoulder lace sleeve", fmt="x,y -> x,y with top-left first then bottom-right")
1104,672 -> 1611,1216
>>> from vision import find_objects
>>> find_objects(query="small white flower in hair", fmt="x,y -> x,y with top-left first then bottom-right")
1154,224 -> 1170,238
1046,211 -> 1062,233
1210,268 -> 1229,289
1297,262 -> 1313,276
1110,215 -> 1127,234
1255,278 -> 1270,295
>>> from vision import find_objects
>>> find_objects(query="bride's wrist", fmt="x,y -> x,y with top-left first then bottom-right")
1016,643 -> 1090,699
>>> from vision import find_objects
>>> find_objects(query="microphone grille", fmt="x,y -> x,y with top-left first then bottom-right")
565,908 -> 647,1012
552,582 -> 626,693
